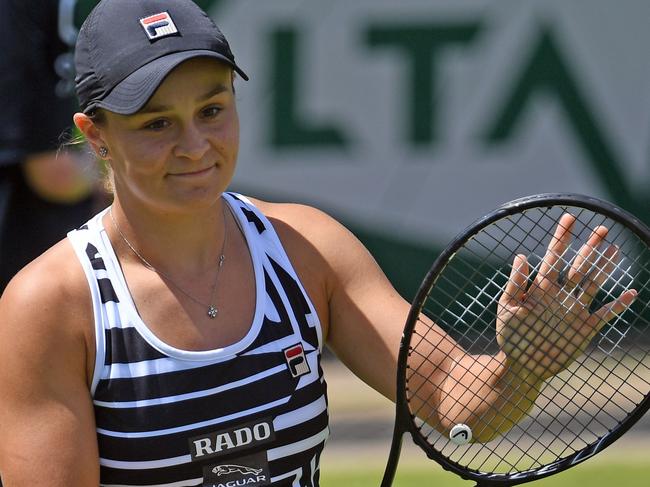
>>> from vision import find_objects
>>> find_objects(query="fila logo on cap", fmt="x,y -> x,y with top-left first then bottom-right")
139,11 -> 179,40
284,343 -> 311,378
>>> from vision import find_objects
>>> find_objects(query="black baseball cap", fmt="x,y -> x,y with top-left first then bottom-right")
75,0 -> 248,115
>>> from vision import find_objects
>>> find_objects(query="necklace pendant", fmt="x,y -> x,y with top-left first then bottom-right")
207,305 -> 218,319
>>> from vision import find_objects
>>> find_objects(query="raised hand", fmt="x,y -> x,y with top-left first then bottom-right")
496,213 -> 637,382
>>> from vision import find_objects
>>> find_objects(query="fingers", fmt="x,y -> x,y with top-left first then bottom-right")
592,289 -> 638,326
575,244 -> 619,305
502,254 -> 529,304
539,216 -> 620,308
567,225 -> 609,288
538,213 -> 575,286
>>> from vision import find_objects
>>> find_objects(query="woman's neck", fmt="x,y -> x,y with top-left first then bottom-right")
106,195 -> 230,277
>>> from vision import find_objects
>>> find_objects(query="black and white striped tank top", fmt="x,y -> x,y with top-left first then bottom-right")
67,193 -> 329,487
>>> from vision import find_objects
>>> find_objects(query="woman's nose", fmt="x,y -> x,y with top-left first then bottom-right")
174,123 -> 210,160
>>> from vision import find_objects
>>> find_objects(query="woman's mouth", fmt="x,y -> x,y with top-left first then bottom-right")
168,165 -> 216,177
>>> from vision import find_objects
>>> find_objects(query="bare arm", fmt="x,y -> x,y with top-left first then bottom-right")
0,245 -> 100,485
270,205 -> 635,443
266,204 -> 460,413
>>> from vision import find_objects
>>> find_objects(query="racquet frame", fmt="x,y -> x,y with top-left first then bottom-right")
381,193 -> 650,487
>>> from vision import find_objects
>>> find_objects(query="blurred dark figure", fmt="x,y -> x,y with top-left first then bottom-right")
0,0 -> 101,293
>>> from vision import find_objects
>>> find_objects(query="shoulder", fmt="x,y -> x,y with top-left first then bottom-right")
1,237 -> 91,310
0,238 -> 93,379
246,196 -> 380,294
247,196 -> 350,242
247,196 -> 361,261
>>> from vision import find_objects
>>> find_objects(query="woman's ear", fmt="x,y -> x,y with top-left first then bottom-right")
73,112 -> 108,158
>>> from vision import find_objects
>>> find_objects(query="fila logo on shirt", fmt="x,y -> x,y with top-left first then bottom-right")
283,343 -> 310,378
139,11 -> 179,40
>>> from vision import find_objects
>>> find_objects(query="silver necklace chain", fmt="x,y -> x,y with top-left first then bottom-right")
109,206 -> 227,319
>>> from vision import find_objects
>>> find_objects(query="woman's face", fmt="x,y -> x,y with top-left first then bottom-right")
98,57 -> 240,214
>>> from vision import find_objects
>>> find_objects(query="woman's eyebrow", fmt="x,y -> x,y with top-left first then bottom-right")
197,83 -> 228,102
138,84 -> 229,115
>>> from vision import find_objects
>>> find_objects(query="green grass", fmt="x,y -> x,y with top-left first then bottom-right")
321,462 -> 650,487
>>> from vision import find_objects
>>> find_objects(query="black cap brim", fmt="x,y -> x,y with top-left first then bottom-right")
91,49 -> 248,115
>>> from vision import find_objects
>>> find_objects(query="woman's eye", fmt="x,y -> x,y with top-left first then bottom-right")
201,106 -> 221,118
144,119 -> 170,131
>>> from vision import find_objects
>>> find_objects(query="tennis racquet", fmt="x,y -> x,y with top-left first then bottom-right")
381,193 -> 650,486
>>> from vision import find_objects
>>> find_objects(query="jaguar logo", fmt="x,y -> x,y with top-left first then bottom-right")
203,451 -> 270,487
212,465 -> 264,477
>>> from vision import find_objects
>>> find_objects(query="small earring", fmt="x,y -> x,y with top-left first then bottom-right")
98,146 -> 108,158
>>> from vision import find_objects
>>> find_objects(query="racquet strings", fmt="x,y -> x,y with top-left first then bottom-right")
405,205 -> 650,475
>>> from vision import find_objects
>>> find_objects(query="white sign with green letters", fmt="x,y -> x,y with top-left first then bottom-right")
217,0 -> 649,290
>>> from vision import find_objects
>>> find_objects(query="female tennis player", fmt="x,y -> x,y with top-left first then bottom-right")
0,0 -> 636,485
